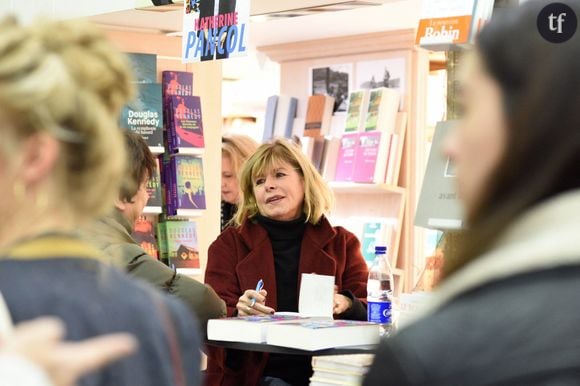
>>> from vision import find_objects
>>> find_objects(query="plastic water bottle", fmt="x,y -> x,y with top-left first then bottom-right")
367,246 -> 394,336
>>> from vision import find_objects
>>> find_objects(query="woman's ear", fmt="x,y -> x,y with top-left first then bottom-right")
114,198 -> 126,212
19,133 -> 60,188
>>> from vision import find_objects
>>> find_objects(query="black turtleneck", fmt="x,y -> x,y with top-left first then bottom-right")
256,214 -> 306,312
256,214 -> 311,386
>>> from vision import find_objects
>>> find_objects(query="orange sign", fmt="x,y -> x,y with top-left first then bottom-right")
415,15 -> 473,45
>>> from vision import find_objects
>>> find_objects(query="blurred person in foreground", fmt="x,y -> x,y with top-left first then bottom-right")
81,131 -> 226,339
205,139 -> 369,386
0,312 -> 136,386
221,134 -> 259,231
364,1 -> 580,385
0,17 -> 200,386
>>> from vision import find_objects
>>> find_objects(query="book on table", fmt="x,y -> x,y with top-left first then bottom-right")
207,314 -> 303,343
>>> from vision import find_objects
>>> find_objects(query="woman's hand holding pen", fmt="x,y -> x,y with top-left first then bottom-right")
237,288 -> 275,316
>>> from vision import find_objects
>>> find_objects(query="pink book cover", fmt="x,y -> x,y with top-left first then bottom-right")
334,132 -> 360,182
353,131 -> 382,183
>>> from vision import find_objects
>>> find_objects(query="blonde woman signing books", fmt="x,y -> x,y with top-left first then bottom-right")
205,139 -> 369,386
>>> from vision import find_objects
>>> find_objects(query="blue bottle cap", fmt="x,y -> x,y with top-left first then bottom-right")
375,246 -> 387,254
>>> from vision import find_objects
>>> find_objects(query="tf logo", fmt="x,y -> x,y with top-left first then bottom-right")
537,2 -> 577,43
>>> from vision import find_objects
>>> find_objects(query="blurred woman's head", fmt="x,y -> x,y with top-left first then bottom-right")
234,139 -> 334,225
444,0 -> 580,275
221,134 -> 259,204
0,17 -> 133,248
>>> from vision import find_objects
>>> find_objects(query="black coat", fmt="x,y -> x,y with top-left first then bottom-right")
364,190 -> 580,386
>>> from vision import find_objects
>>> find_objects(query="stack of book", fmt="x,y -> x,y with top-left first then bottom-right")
208,315 -> 380,351
309,354 -> 375,386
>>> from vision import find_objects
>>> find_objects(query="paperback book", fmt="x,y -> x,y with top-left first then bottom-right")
165,220 -> 200,273
126,52 -> 157,83
162,71 -> 193,103
344,90 -> 370,133
163,155 -> 206,216
120,83 -> 164,153
166,95 -> 205,153
132,215 -> 159,259
305,95 -> 335,137
207,314 -> 304,344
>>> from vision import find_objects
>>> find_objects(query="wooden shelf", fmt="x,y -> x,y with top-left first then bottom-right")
167,209 -> 205,219
328,182 -> 405,195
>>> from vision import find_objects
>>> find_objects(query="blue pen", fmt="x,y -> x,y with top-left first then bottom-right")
250,279 -> 264,307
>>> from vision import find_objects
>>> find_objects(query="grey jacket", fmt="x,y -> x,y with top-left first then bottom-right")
80,211 -> 226,339
364,190 -> 580,386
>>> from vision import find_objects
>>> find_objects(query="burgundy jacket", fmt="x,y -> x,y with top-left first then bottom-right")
204,216 -> 368,386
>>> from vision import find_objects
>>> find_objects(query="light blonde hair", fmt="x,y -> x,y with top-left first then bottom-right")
234,139 -> 334,225
221,134 -> 259,178
0,17 -> 133,220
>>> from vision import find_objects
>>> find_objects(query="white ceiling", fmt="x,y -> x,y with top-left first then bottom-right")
89,0 -> 421,48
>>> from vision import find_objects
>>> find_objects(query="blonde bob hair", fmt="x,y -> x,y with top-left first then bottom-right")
234,139 -> 334,225
0,17 -> 133,221
221,134 -> 259,179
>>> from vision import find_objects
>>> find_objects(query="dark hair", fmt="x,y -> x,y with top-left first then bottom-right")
446,0 -> 580,277
119,131 -> 156,203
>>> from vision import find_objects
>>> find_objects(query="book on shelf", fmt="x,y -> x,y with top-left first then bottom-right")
144,158 -> 162,213
361,220 -> 397,266
207,314 -> 304,344
266,319 -> 379,351
273,95 -> 298,139
384,112 -> 408,186
415,120 -> 464,230
164,220 -> 200,273
415,0 -> 494,50
320,137 -> 341,181
263,95 -> 278,142
364,87 -> 399,134
165,95 -> 205,153
301,136 -> 326,172
352,131 -> 392,184
156,220 -> 169,266
344,90 -> 370,133
305,95 -> 335,137
162,155 -> 206,216
120,83 -> 164,153
162,71 -> 193,103
126,52 -> 157,84
132,215 -> 159,259
334,132 -> 360,182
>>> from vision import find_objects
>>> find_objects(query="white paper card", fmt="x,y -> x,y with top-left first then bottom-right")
298,273 -> 334,319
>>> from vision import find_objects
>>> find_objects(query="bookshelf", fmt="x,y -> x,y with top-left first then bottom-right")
259,29 -> 430,294
102,28 -> 223,281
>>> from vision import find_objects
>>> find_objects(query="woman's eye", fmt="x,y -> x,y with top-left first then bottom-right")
275,172 -> 286,178
255,178 -> 265,185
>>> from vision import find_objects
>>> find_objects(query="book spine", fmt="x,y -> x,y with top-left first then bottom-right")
263,95 -> 278,142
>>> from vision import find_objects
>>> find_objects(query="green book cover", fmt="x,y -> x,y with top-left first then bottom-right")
344,91 -> 364,132
364,89 -> 383,132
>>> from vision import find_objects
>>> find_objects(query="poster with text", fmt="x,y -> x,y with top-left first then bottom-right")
182,0 -> 249,63
310,64 -> 352,114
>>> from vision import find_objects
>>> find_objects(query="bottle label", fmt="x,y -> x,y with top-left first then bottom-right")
367,300 -> 392,324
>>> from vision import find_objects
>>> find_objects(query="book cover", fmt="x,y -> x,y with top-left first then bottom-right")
156,221 -> 169,266
364,87 -> 400,134
384,112 -> 408,186
126,52 -> 157,84
415,120 -> 464,230
266,319 -> 380,351
166,95 -> 205,152
352,131 -> 392,184
273,96 -> 298,139
145,157 -> 162,212
165,155 -> 206,215
120,83 -> 164,153
208,315 -> 303,344
334,132 -> 360,182
165,220 -> 200,271
132,215 -> 159,259
361,221 -> 396,265
263,95 -> 278,142
162,71 -> 193,102
344,90 -> 370,133
305,95 -> 335,137
320,137 -> 341,182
